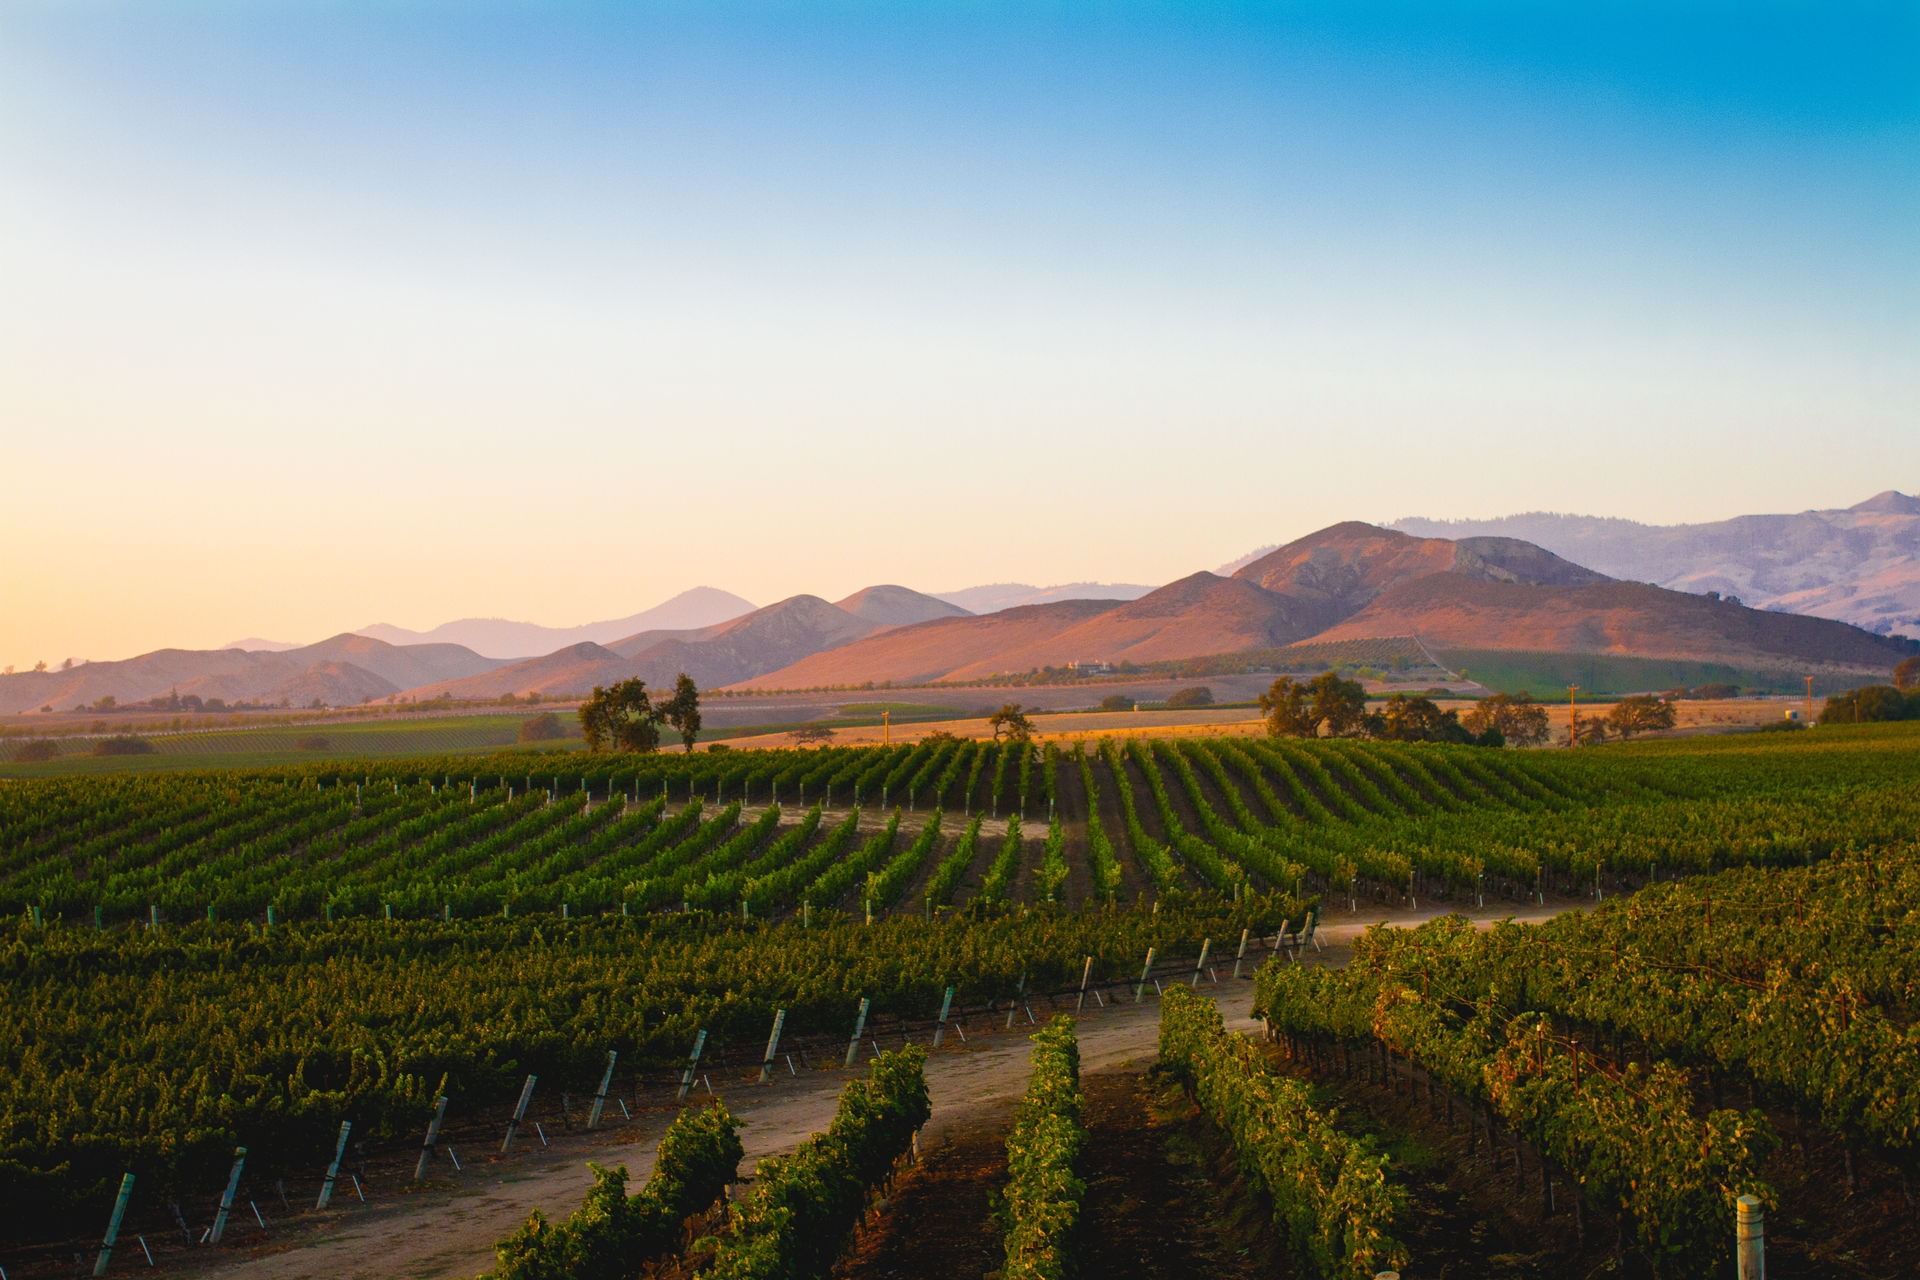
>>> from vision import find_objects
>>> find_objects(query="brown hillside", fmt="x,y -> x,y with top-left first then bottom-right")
267,661 -> 400,708
395,642 -> 631,701
939,573 -> 1320,678
0,635 -> 501,715
834,584 -> 971,627
732,599 -> 1113,689
739,526 -> 1622,689
735,521 -> 1911,690
293,633 -> 501,689
1315,574 -> 1912,668
618,594 -> 879,687
394,596 -> 882,700
1230,522 -> 1606,629
1229,521 -> 1463,627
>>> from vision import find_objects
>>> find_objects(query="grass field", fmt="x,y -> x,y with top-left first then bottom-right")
0,714 -> 583,776
1431,647 -> 1874,696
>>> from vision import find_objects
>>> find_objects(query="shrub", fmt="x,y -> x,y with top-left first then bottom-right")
9,739 -> 58,762
1165,686 -> 1214,709
517,713 -> 565,743
296,735 -> 332,751
91,736 -> 155,756
1821,685 -> 1920,725
1097,694 -> 1135,712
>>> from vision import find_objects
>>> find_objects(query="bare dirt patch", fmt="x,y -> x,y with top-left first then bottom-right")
830,1097 -> 1013,1280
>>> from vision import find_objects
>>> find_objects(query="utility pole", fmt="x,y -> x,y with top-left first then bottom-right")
882,709 -> 891,746
1567,684 -> 1580,747
1804,675 -> 1814,725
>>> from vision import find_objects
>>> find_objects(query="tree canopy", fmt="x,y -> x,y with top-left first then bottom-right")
988,704 -> 1035,742
1606,695 -> 1677,737
1461,691 -> 1549,747
1257,676 -> 1316,737
1822,684 -> 1920,724
660,673 -> 702,752
1309,672 -> 1368,737
578,679 -> 662,753
1259,671 -> 1369,738
1370,694 -> 1474,744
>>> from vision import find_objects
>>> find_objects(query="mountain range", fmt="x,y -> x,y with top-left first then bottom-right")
7,496 -> 1916,715
0,634 -> 505,716
738,521 -> 1910,688
1384,491 -> 1920,638
932,582 -> 1154,613
352,586 -> 759,658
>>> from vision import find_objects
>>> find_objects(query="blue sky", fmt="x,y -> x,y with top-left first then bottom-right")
1,2 -> 1914,662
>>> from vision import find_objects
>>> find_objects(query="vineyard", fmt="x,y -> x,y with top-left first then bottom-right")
5,725 -> 1918,923
1243,845 -> 1920,1277
2,723 -> 1918,1276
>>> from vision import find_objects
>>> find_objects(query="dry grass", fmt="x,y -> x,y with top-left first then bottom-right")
712,697 -> 1804,751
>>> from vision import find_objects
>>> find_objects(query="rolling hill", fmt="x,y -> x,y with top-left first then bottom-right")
1310,574 -> 1906,669
1386,490 -> 1920,638
396,593 -> 893,700
835,585 -> 972,627
734,523 -> 1915,690
933,582 -> 1154,613
0,634 -> 503,715
921,573 -> 1326,680
355,586 -> 757,658
734,599 -> 1117,689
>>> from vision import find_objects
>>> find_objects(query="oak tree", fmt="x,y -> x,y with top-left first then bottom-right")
579,679 -> 661,752
1606,695 -> 1677,737
1461,691 -> 1550,747
660,673 -> 703,752
989,704 -> 1035,742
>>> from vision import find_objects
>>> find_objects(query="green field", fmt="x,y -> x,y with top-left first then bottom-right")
0,713 -> 584,777
1430,647 -> 1869,696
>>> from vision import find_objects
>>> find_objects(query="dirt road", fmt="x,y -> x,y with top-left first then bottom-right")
191,903 -> 1558,1280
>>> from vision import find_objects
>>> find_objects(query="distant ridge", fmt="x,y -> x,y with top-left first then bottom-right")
736,521 -> 1914,689
934,582 -> 1153,613
835,585 -> 971,627
0,634 -> 504,715
1387,490 -> 1920,637
15,499 -> 1915,712
355,587 -> 757,658
397,592 -> 889,700
221,637 -> 304,652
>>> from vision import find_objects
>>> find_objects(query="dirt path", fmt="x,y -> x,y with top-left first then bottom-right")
831,1096 -> 1013,1280
1075,1071 -> 1292,1280
170,903 -> 1559,1280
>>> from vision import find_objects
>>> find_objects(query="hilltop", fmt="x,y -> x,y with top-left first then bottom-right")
355,586 -> 757,658
1386,490 -> 1920,638
736,522 -> 1914,689
392,586 -> 964,700
0,634 -> 503,716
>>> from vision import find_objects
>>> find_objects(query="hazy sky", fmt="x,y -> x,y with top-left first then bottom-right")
2,1 -> 1915,666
